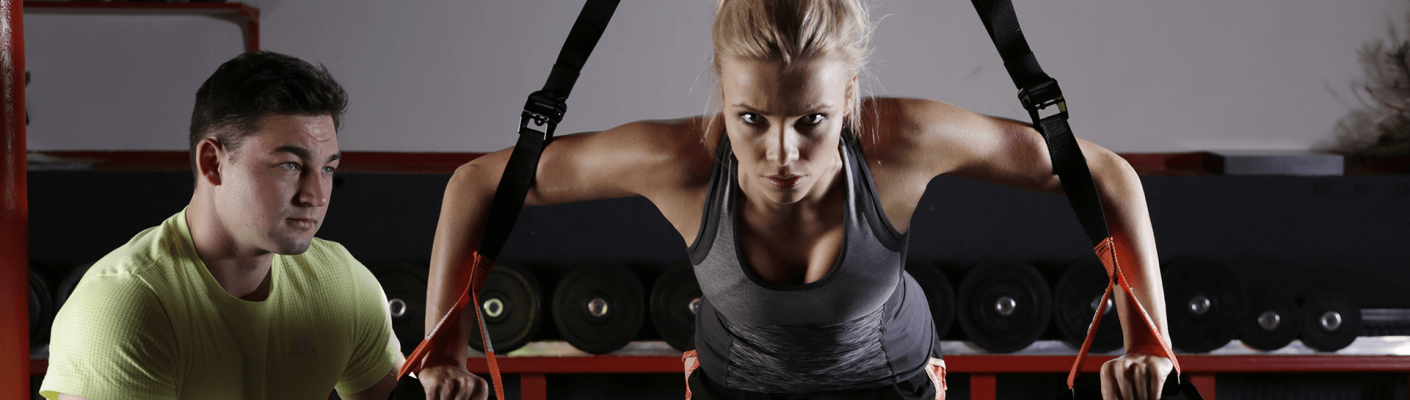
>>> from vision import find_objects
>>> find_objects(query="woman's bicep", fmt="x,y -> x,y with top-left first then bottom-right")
526,120 -> 694,205
916,102 -> 1062,194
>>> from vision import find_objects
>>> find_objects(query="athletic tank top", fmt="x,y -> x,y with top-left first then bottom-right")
688,131 -> 942,393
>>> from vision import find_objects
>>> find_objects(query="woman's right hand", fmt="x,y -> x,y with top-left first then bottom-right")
418,364 -> 489,400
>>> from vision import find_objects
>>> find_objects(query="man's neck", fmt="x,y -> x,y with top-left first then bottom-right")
186,190 -> 275,301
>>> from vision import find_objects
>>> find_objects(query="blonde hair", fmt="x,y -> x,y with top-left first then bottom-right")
709,0 -> 873,138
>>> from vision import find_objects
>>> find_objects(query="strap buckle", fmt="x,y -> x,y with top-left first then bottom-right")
520,90 -> 566,140
1018,78 -> 1067,121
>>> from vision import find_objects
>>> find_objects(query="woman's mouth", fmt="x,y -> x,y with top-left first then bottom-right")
765,175 -> 802,189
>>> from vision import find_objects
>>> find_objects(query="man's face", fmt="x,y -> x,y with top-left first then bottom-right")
213,114 -> 339,255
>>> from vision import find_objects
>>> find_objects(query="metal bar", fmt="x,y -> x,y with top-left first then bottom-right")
970,373 -> 997,400
455,354 -> 1410,376
0,1 -> 25,399
521,374 -> 546,400
239,5 -> 258,52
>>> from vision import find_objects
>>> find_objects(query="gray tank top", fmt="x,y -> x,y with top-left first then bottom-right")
688,132 -> 941,393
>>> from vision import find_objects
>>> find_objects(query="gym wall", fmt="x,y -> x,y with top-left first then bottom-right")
22,0 -> 1409,153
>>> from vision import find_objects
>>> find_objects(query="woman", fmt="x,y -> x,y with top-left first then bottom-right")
418,1 -> 1173,399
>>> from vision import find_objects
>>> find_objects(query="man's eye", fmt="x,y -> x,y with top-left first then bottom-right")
322,166 -> 337,174
739,112 -> 761,125
280,162 -> 300,171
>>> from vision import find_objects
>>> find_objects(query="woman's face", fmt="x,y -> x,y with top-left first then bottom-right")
719,56 -> 854,205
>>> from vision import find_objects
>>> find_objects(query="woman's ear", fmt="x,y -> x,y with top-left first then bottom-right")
195,137 -> 226,187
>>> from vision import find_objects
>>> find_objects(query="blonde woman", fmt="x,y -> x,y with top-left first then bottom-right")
418,1 -> 1173,399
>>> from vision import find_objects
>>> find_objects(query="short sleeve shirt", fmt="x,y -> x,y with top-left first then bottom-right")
40,209 -> 402,400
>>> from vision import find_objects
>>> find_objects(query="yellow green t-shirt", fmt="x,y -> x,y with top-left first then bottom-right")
40,210 -> 402,400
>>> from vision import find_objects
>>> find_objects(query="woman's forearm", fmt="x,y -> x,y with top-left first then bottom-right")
424,160 -> 500,363
1091,152 -> 1172,352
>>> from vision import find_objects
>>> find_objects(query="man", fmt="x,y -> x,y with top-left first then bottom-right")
40,52 -> 401,400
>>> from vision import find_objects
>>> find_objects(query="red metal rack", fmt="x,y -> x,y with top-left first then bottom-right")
441,353 -> 1410,400
22,1 -> 260,53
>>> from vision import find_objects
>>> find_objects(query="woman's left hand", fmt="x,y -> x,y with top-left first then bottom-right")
1100,345 -> 1173,400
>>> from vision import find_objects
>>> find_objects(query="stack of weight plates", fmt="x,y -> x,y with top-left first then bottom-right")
1052,258 -> 1122,353
1163,256 -> 1247,353
650,261 -> 701,351
955,259 -> 1051,353
1298,291 -> 1361,352
1239,288 -> 1301,351
905,260 -> 956,340
368,260 -> 430,354
552,261 -> 645,354
467,260 -> 543,354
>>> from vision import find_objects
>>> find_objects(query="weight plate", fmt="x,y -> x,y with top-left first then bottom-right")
956,259 -> 1051,353
467,260 -> 543,354
369,260 -> 430,355
1053,258 -> 1123,353
1298,291 -> 1361,352
553,261 -> 645,355
1240,288 -> 1300,351
1163,256 -> 1247,353
905,260 -> 956,340
28,266 -> 55,349
650,260 -> 701,351
56,261 -> 94,311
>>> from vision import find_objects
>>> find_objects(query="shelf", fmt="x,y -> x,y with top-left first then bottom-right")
23,1 -> 261,53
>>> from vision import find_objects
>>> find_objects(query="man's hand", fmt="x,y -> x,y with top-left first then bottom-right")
419,364 -> 489,400
1100,345 -> 1173,400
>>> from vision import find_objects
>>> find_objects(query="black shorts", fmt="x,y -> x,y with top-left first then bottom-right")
682,351 -> 947,400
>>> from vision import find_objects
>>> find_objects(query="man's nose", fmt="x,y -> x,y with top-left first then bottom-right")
295,171 -> 330,207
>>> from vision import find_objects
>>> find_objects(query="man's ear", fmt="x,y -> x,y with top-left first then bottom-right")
195,137 -> 227,187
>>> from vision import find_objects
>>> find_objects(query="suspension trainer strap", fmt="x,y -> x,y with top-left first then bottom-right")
964,0 -> 1193,397
398,2 -> 621,399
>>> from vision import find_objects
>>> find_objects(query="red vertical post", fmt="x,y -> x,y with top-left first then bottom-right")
0,0 -> 26,398
1188,374 -> 1216,400
970,373 -> 997,400
520,374 -> 546,400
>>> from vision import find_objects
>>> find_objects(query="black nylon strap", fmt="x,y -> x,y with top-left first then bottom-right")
969,1 -> 1202,399
968,0 -> 1108,247
478,0 -> 620,261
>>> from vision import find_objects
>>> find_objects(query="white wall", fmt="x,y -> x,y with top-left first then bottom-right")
23,0 -> 1408,153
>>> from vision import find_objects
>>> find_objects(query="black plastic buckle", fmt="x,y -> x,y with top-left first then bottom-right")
1018,78 -> 1067,122
519,90 -> 567,140
523,90 -> 567,126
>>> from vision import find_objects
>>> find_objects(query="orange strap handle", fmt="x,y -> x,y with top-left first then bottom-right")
398,252 -> 504,400
1067,237 -> 1181,389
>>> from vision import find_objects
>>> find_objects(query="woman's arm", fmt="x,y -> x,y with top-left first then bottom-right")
417,118 -> 714,399
870,98 -> 1171,400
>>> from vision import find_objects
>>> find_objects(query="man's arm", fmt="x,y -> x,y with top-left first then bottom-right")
341,369 -> 397,400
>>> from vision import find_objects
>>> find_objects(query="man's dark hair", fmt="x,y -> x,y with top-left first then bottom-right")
189,51 -> 348,175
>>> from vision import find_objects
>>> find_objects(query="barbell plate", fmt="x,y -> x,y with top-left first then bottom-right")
650,260 -> 701,352
956,258 -> 1052,353
553,261 -> 645,355
467,260 -> 543,354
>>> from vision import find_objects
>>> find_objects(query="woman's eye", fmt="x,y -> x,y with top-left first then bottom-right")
739,112 -> 761,125
279,162 -> 300,171
800,113 -> 827,126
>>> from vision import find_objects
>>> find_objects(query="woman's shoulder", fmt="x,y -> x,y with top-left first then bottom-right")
589,114 -> 723,189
